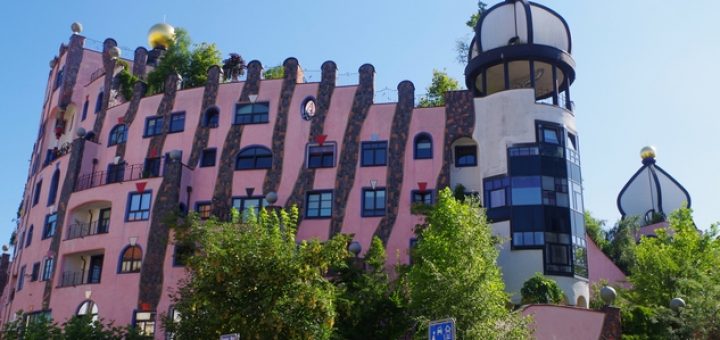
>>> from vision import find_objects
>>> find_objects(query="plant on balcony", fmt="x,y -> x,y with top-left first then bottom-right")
418,69 -> 460,108
116,59 -> 141,101
263,65 -> 284,80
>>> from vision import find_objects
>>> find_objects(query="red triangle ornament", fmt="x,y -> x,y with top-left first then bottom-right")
135,182 -> 147,193
315,134 -> 328,146
418,182 -> 428,193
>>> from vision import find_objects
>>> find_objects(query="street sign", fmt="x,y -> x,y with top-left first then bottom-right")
428,318 -> 456,340
220,334 -> 239,340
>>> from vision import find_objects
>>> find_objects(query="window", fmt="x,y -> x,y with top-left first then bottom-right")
55,68 -> 64,90
307,143 -> 335,168
42,257 -> 54,281
232,196 -> 268,221
108,124 -> 127,146
144,116 -> 164,137
301,97 -> 317,120
43,213 -> 57,239
107,162 -> 126,184
361,141 -> 387,166
144,157 -> 161,177
511,176 -> 541,206
127,191 -> 152,221
454,145 -> 477,167
168,112 -> 185,133
17,266 -> 25,291
166,306 -> 182,340
95,91 -> 104,113
47,169 -> 60,206
234,102 -> 269,124
414,133 -> 433,159
173,244 -> 194,267
362,188 -> 386,217
545,243 -> 572,274
134,311 -> 156,337
306,191 -> 332,218
119,245 -> 142,273
25,225 -> 33,248
77,300 -> 99,323
32,180 -> 42,207
200,148 -> 216,167
31,262 -> 40,282
195,202 -> 212,219
542,176 -> 569,207
81,99 -> 89,121
203,107 -> 219,128
567,133 -> 578,151
235,146 -> 272,170
537,121 -> 563,145
484,177 -> 510,208
411,190 -> 433,205
17,231 -> 24,250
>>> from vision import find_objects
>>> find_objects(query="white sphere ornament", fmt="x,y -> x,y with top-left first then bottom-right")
71,22 -> 83,34
600,286 -> 617,305
76,127 -> 86,138
109,46 -> 121,60
265,191 -> 278,205
670,297 -> 686,312
348,241 -> 362,256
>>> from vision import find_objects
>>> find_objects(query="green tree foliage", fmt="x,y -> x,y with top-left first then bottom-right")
418,70 -> 460,108
520,273 -> 564,305
584,211 -> 608,250
2,313 -> 141,340
146,28 -> 221,95
407,188 -> 530,339
263,65 -> 285,80
457,1 -> 488,63
622,208 -> 720,339
331,236 -> 411,339
116,60 -> 140,101
165,208 -> 349,339
604,216 -> 640,274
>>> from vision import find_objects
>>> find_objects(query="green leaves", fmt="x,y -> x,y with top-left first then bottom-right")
418,70 -> 460,108
520,273 -> 564,305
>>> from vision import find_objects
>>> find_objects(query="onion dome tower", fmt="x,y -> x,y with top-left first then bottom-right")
461,1 -> 588,307
465,0 -> 575,109
617,146 -> 691,224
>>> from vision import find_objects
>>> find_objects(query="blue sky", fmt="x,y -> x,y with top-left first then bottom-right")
0,0 -> 717,244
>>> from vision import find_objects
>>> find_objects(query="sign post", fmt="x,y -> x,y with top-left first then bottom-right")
220,334 -> 239,340
428,318 -> 456,340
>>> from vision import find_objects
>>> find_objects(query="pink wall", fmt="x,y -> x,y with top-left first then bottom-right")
586,235 -> 628,288
523,304 -> 606,340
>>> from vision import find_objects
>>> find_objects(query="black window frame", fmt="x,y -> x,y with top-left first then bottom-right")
32,180 -> 42,207
41,257 -> 54,281
108,124 -> 127,146
126,191 -> 152,222
234,102 -> 270,125
199,148 -> 217,167
94,91 -> 104,113
413,133 -> 433,159
536,121 -> 564,146
362,188 -> 386,217
144,157 -> 161,178
30,262 -> 40,282
203,107 -> 220,128
361,141 -> 388,167
454,145 -> 478,167
231,196 -> 268,221
411,190 -> 434,205
47,169 -> 60,206
107,162 -> 126,184
144,116 -> 164,137
42,213 -> 57,239
173,244 -> 195,267
168,111 -> 186,133
235,146 -> 272,170
307,143 -> 336,169
305,190 -> 333,219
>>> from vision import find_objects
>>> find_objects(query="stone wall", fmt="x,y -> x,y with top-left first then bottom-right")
187,66 -> 222,168
435,90 -> 475,190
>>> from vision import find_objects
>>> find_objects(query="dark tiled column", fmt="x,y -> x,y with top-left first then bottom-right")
42,138 -> 86,309
262,58 -> 300,196
329,64 -> 375,237
374,81 -> 415,245
285,61 -> 337,215
600,306 -> 621,339
91,39 -> 119,138
211,61 -> 262,219
187,66 -> 222,168
58,34 -> 86,110
144,74 -> 179,161
115,81 -> 148,158
132,47 -> 148,77
435,90 -> 475,190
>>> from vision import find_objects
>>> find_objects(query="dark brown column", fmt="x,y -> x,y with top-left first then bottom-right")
91,39 -> 119,138
187,66 -> 222,168
435,91 -> 475,190
132,47 -> 148,77
58,34 -> 86,110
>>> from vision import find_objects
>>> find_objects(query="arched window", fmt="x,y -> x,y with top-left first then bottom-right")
414,133 -> 433,159
25,225 -> 33,248
94,91 -> 104,113
203,106 -> 220,128
76,300 -> 99,322
108,124 -> 127,146
47,169 -> 60,206
235,146 -> 272,170
119,245 -> 142,273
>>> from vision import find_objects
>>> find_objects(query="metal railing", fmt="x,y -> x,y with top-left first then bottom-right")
60,271 -> 85,287
74,162 -> 162,192
66,219 -> 110,240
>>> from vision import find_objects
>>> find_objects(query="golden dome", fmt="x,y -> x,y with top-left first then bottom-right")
640,145 -> 656,160
148,23 -> 175,50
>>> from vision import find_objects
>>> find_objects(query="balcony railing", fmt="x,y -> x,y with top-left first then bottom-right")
74,162 -> 162,192
65,219 -> 109,240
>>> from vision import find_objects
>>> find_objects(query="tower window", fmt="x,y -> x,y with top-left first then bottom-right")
536,121 -> 564,146
234,102 -> 269,125
169,112 -> 185,133
361,141 -> 388,166
362,188 -> 386,217
413,133 -> 433,159
235,146 -> 272,170
454,145 -> 477,167
144,116 -> 164,137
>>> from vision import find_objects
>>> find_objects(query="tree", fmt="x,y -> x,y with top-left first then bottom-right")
623,207 -> 720,339
604,216 -> 641,274
1,313 -> 142,340
146,28 -> 222,95
407,188 -> 530,339
456,1 -> 488,63
263,65 -> 285,80
585,211 -> 609,251
165,208 -> 349,339
331,236 -> 411,339
520,273 -> 564,305
418,70 -> 460,108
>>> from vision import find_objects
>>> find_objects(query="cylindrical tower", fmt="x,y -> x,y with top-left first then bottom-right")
462,0 -> 588,306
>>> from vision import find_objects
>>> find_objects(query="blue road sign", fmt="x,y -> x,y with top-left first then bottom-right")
428,318 -> 456,340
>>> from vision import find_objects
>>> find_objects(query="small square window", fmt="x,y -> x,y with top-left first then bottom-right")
306,191 -> 332,218
361,141 -> 387,167
127,191 -> 152,221
196,202 -> 212,219
144,158 -> 161,178
200,149 -> 217,167
234,103 -> 269,125
411,190 -> 433,205
133,311 -> 156,337
454,145 -> 477,167
307,143 -> 335,168
362,188 -> 386,217
144,116 -> 164,137
537,121 -> 564,146
169,112 -> 185,133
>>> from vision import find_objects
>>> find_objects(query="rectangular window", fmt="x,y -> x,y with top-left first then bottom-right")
144,116 -> 164,137
511,176 -> 541,205
234,102 -> 270,124
31,262 -> 40,282
362,188 -> 386,217
307,144 -> 335,168
232,196 -> 268,221
361,141 -> 388,166
134,311 -> 156,337
32,181 -> 42,207
107,163 -> 126,184
454,145 -> 477,167
541,176 -> 569,207
127,191 -> 152,221
168,112 -> 185,133
411,190 -> 433,205
200,148 -> 216,167
537,121 -> 564,146
545,243 -> 572,274
42,213 -> 57,239
42,257 -> 54,281
81,100 -> 89,122
144,158 -> 161,178
484,177 -> 510,208
17,266 -> 26,291
54,68 -> 64,90
195,202 -> 212,220
306,191 -> 332,218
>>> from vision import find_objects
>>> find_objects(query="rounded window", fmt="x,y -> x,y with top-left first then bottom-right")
301,97 -> 317,121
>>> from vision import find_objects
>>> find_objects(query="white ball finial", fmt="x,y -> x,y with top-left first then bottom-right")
76,127 -> 86,138
71,22 -> 83,34
109,46 -> 121,60
600,286 -> 617,305
348,241 -> 362,257
670,297 -> 686,312
640,146 -> 656,160
265,192 -> 278,205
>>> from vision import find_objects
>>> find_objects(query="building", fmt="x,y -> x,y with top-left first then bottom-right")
2,1 -> 595,337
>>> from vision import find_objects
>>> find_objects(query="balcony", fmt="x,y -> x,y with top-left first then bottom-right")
66,203 -> 111,241
74,162 -> 162,192
58,251 -> 104,287
65,219 -> 109,240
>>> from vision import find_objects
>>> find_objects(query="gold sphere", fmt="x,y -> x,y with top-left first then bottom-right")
640,145 -> 656,160
148,23 -> 175,49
